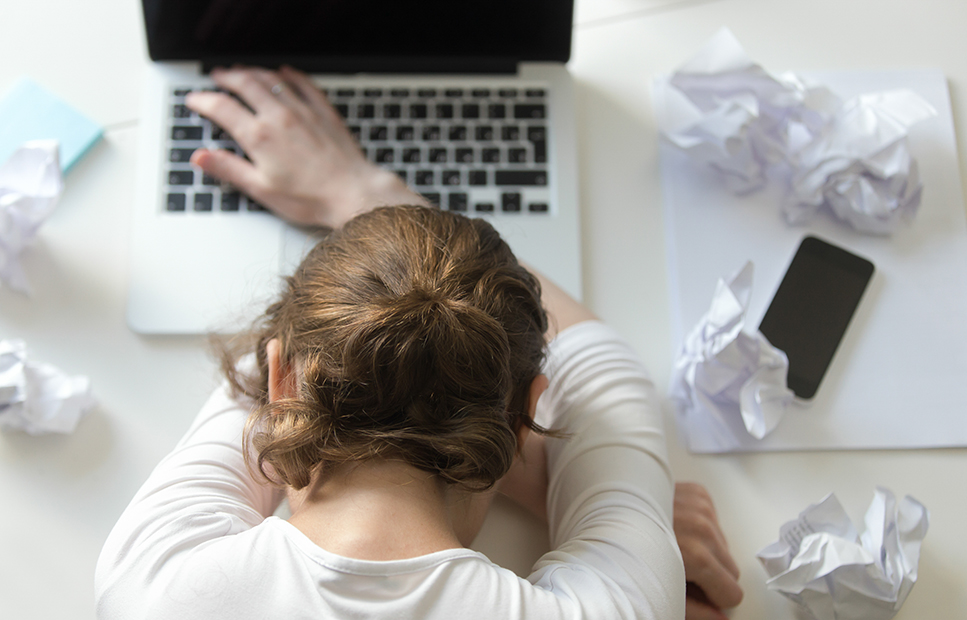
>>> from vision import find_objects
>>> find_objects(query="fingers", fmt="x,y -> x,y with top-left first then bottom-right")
679,538 -> 744,609
685,597 -> 729,620
209,67 -> 279,112
675,483 -> 740,578
280,65 -> 332,115
674,483 -> 744,610
185,90 -> 252,137
189,148 -> 262,198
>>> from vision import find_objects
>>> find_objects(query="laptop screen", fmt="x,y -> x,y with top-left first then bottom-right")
143,0 -> 574,72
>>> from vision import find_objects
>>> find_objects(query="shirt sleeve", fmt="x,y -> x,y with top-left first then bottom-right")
530,321 -> 685,619
94,383 -> 285,619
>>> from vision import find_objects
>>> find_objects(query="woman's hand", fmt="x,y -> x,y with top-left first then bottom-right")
185,66 -> 425,229
674,482 -> 744,620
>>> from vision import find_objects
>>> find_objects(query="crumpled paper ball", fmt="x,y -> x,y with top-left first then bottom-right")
670,261 -> 793,442
0,338 -> 95,435
0,140 -> 63,293
658,28 -> 936,235
758,487 -> 928,620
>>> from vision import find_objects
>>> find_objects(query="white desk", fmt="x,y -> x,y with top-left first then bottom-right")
2,1 -> 965,618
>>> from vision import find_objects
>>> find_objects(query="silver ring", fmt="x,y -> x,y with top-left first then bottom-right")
271,83 -> 285,95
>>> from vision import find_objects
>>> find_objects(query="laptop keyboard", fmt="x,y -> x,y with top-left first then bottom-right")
165,85 -> 552,216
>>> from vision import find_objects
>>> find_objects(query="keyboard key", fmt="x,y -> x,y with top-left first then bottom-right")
508,147 -> 528,163
527,126 -> 547,142
369,126 -> 388,141
461,103 -> 480,119
482,148 -> 501,163
499,88 -> 518,98
528,202 -> 549,213
172,104 -> 192,118
173,88 -> 192,97
375,147 -> 395,163
415,170 -> 435,185
422,125 -> 441,141
475,125 -> 495,141
501,126 -> 520,141
475,202 -> 495,213
448,125 -> 467,141
501,192 -> 522,212
495,170 -> 547,186
171,126 -> 202,141
357,103 -> 375,119
402,148 -> 422,163
455,148 -> 474,163
525,88 -> 546,98
393,169 -> 408,183
336,88 -> 355,97
348,125 -> 362,141
193,193 -> 214,211
202,174 -> 219,186
421,192 -> 441,207
468,170 -> 487,186
166,193 -> 186,211
441,170 -> 461,185
169,148 -> 196,163
247,200 -> 266,211
363,88 -> 383,97
533,140 -> 547,163
488,104 -> 507,119
448,192 -> 468,211
383,103 -> 401,119
471,88 -> 491,98
390,88 -> 410,97
417,88 -> 437,98
445,88 -> 464,97
334,103 -> 349,118
168,170 -> 193,185
220,192 -> 240,211
409,103 -> 428,119
211,124 -> 230,140
435,103 -> 453,119
396,125 -> 415,141
429,148 -> 448,163
514,104 -> 546,119
527,126 -> 548,162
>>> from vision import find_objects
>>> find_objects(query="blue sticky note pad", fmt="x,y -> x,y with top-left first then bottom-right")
0,78 -> 104,173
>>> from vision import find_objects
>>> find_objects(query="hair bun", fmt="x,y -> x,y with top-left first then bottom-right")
337,286 -> 512,429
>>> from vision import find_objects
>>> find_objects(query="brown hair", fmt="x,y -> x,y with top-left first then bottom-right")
221,205 -> 548,492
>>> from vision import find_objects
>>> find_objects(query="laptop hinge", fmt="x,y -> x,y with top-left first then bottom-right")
201,56 -> 520,75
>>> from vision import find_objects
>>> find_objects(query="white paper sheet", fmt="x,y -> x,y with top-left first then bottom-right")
0,339 -> 95,435
0,140 -> 63,293
758,488 -> 928,620
657,68 -> 967,452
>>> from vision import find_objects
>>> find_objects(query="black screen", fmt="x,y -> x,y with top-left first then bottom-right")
142,0 -> 573,71
759,237 -> 874,399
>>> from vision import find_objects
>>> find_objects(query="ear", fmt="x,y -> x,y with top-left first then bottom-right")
266,338 -> 296,402
516,374 -> 549,447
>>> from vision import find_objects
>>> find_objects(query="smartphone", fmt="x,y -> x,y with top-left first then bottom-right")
758,236 -> 874,400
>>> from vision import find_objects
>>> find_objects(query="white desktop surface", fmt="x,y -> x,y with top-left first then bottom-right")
2,1 -> 966,618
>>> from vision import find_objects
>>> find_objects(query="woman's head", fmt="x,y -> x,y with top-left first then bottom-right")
225,205 -> 548,492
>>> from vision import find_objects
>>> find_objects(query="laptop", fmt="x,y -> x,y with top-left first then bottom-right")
129,0 -> 582,334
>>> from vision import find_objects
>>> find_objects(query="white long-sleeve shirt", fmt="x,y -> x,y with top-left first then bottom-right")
95,321 -> 685,619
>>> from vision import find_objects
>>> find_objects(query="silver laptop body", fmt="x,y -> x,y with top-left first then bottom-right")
129,1 -> 581,334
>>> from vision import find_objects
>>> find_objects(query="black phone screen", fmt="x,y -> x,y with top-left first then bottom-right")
758,236 -> 874,400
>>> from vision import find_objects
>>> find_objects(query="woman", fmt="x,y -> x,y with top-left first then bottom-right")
96,67 -> 741,620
